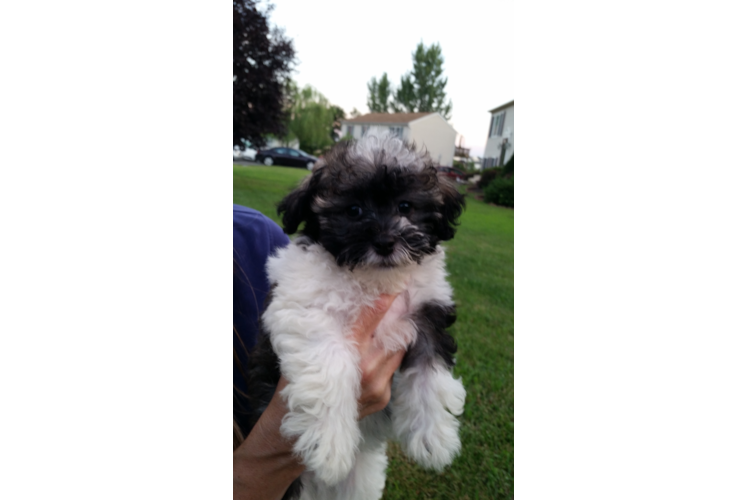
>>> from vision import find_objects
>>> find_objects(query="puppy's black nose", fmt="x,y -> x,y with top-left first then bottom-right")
373,235 -> 395,256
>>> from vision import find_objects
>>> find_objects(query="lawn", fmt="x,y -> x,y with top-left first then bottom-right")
234,163 -> 514,499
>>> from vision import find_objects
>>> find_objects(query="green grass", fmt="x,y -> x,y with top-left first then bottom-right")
234,163 -> 514,499
233,164 -> 310,222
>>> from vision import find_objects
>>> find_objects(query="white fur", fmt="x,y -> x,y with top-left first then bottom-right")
312,128 -> 433,178
390,364 -> 466,470
353,129 -> 429,172
263,240 -> 466,498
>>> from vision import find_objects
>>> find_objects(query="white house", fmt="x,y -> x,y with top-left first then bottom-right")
340,112 -> 457,167
483,100 -> 514,169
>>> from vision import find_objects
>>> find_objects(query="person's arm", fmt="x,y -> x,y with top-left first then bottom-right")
233,376 -> 303,500
233,294 -> 405,500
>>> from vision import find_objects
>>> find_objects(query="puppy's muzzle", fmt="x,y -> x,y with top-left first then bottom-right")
373,234 -> 396,256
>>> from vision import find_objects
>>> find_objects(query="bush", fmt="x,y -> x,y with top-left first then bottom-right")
503,154 -> 513,176
478,167 -> 503,189
454,160 -> 478,175
484,177 -> 514,207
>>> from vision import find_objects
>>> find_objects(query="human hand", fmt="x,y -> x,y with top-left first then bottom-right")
350,294 -> 407,419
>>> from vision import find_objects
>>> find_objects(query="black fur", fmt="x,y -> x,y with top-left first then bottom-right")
277,169 -> 323,237
402,302 -> 458,371
277,140 -> 465,269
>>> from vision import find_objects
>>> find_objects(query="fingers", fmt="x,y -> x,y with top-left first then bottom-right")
357,345 -> 407,420
275,375 -> 289,395
360,380 -> 392,417
351,293 -> 397,345
372,293 -> 398,316
384,348 -> 406,375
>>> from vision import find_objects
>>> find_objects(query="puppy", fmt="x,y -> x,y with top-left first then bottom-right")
247,130 -> 467,500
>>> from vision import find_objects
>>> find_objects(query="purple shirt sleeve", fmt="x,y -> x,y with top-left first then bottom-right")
233,205 -> 289,404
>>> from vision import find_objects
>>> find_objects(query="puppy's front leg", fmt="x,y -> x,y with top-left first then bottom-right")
390,302 -> 466,470
270,313 -> 361,485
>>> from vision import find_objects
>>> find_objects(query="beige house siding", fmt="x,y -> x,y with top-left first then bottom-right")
340,112 -> 456,167
408,114 -> 457,166
348,124 -> 410,142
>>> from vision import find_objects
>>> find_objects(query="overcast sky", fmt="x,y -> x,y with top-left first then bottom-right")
268,0 -> 514,158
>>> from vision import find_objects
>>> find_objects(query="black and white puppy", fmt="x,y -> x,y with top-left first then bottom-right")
247,131 -> 466,500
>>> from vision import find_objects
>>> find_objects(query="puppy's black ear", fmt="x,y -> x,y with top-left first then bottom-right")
436,176 -> 466,241
277,170 -> 320,235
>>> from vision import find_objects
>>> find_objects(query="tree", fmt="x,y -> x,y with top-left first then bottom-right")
391,42 -> 452,119
287,85 -> 340,155
503,154 -> 514,176
392,75 -> 416,113
233,0 -> 295,149
329,105 -> 346,142
366,73 -> 393,113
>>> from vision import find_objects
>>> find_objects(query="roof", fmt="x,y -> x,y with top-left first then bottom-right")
341,112 -> 433,124
489,100 -> 514,114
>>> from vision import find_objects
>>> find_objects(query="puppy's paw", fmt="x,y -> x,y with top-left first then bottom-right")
402,409 -> 461,471
438,373 -> 467,417
310,433 -> 359,484
294,418 -> 361,485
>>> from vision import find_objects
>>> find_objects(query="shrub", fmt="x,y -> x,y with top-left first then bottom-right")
454,160 -> 478,175
503,154 -> 513,176
484,177 -> 514,207
478,167 -> 503,189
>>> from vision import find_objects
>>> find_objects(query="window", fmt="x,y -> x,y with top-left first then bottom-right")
361,125 -> 370,137
346,125 -> 354,137
389,126 -> 404,139
288,150 -> 300,157
490,112 -> 506,137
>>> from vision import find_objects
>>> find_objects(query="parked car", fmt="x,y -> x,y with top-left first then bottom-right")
256,147 -> 318,170
436,166 -> 468,182
233,143 -> 257,161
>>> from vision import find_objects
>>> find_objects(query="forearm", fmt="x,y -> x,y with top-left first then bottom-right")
233,381 -> 304,500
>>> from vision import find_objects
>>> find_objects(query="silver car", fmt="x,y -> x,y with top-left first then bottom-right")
233,144 -> 257,161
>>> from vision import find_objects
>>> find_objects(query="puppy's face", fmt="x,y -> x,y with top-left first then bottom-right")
278,135 -> 465,269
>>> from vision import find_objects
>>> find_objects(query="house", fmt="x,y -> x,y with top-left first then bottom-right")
340,112 -> 457,167
483,100 -> 514,169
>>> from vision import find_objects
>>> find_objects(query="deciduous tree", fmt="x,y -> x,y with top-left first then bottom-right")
233,0 -> 295,149
329,105 -> 346,142
287,85 -> 340,155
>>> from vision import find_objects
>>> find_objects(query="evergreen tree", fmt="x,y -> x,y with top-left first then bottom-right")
392,75 -> 416,113
366,73 -> 392,113
392,42 -> 452,119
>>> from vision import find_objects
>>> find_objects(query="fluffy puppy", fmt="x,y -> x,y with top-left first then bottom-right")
247,130 -> 467,500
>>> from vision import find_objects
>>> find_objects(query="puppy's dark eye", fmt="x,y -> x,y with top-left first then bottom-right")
346,205 -> 363,218
398,201 -> 412,215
